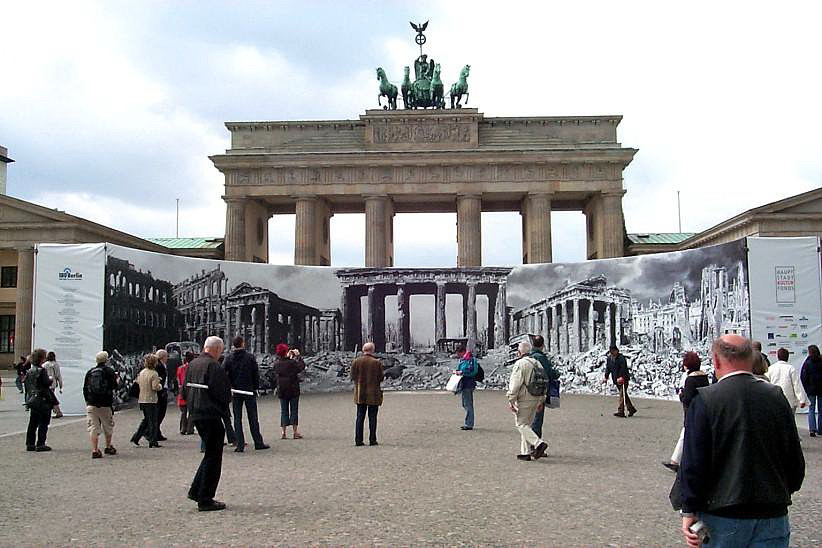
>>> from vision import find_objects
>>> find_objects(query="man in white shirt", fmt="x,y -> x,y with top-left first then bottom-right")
766,348 -> 808,412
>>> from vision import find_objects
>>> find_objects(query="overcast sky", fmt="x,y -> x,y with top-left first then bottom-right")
2,1 -> 820,266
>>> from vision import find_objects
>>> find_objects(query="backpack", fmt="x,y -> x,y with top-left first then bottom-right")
474,364 -> 485,383
525,359 -> 548,397
88,367 -> 109,397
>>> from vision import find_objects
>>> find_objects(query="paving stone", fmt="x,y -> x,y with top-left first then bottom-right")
0,391 -> 819,545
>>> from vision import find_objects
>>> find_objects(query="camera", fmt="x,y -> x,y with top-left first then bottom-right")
689,520 -> 710,543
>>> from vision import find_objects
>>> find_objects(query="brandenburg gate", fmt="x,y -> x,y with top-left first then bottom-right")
210,108 -> 637,266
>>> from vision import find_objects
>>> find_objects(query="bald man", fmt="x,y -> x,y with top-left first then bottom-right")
350,342 -> 384,446
679,335 -> 804,547
186,336 -> 231,511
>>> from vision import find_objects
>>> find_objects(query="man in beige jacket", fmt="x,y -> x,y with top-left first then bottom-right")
507,341 -> 548,461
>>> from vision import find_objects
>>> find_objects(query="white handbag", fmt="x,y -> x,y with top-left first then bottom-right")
445,373 -> 463,393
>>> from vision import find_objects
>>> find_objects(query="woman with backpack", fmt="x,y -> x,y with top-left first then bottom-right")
455,350 -> 479,431
43,351 -> 63,418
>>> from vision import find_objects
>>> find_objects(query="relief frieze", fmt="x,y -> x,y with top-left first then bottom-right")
372,123 -> 471,145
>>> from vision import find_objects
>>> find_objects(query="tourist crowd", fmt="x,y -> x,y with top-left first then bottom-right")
17,333 -> 816,545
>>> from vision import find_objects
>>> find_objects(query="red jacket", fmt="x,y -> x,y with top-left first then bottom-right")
176,362 -> 189,406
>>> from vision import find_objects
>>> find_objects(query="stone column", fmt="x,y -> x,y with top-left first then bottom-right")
522,192 -> 553,264
14,248 -> 34,358
572,298 -> 581,353
544,307 -> 552,352
224,198 -> 247,261
552,304 -> 560,352
435,282 -> 446,342
263,305 -> 270,354
600,190 -> 626,258
456,194 -> 482,266
365,195 -> 393,267
588,299 -> 595,351
295,197 -> 319,265
466,282 -> 477,349
494,283 -> 507,348
561,301 -> 569,354
604,301 -> 612,348
397,284 -> 410,353
366,285 -> 376,345
487,290 -> 497,350
615,301 -> 622,346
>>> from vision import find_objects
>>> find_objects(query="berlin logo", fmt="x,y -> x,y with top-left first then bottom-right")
58,267 -> 83,281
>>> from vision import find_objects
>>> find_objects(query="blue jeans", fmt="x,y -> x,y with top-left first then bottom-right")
808,394 -> 820,433
461,387 -> 475,428
233,395 -> 264,449
699,513 -> 790,547
280,396 -> 299,427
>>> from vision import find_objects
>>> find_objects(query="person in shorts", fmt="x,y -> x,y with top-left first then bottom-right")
83,351 -> 119,459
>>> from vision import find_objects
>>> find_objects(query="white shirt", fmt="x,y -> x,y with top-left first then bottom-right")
765,360 -> 808,409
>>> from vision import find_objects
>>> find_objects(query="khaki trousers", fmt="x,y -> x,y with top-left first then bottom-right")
617,382 -> 637,414
514,400 -> 544,455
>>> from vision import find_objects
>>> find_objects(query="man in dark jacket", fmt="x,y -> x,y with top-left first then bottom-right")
680,335 -> 804,547
530,335 -> 560,438
24,349 -> 53,451
223,336 -> 269,452
603,345 -> 636,417
185,336 -> 231,512
83,350 -> 119,459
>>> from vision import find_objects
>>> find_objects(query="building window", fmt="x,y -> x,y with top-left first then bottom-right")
0,315 -> 14,353
1,266 -> 17,288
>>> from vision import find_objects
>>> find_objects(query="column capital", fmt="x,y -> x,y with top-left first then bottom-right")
364,194 -> 392,201
457,193 -> 482,200
601,189 -> 627,198
222,195 -> 248,204
526,191 -> 555,198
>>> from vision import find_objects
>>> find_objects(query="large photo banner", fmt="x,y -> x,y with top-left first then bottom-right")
748,236 -> 822,368
31,238 -> 761,413
32,243 -> 106,415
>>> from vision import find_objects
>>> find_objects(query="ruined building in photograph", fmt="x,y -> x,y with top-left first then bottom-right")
173,266 -> 229,344
511,276 -> 631,354
104,257 -> 179,354
225,282 -> 328,355
631,263 -> 749,350
336,267 -> 512,353
512,262 -> 749,356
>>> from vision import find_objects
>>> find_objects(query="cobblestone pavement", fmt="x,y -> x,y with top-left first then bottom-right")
1,391 -> 820,546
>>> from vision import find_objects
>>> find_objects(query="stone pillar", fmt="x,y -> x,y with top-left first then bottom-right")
560,301 -> 568,354
544,307 -> 552,352
601,190 -> 626,258
366,285 -> 376,345
397,284 -> 410,353
552,304 -> 560,352
456,194 -> 482,266
521,192 -> 553,264
365,195 -> 394,267
487,290 -> 497,350
466,282 -> 477,350
588,299 -> 595,351
295,197 -> 319,265
435,282 -> 446,342
343,288 -> 363,351
615,301 -> 622,346
604,301 -> 612,348
494,283 -> 507,348
573,298 -> 581,353
224,198 -> 247,261
263,305 -> 269,354
15,248 -> 34,357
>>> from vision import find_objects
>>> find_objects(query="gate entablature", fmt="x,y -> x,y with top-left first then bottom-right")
212,110 -> 636,267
